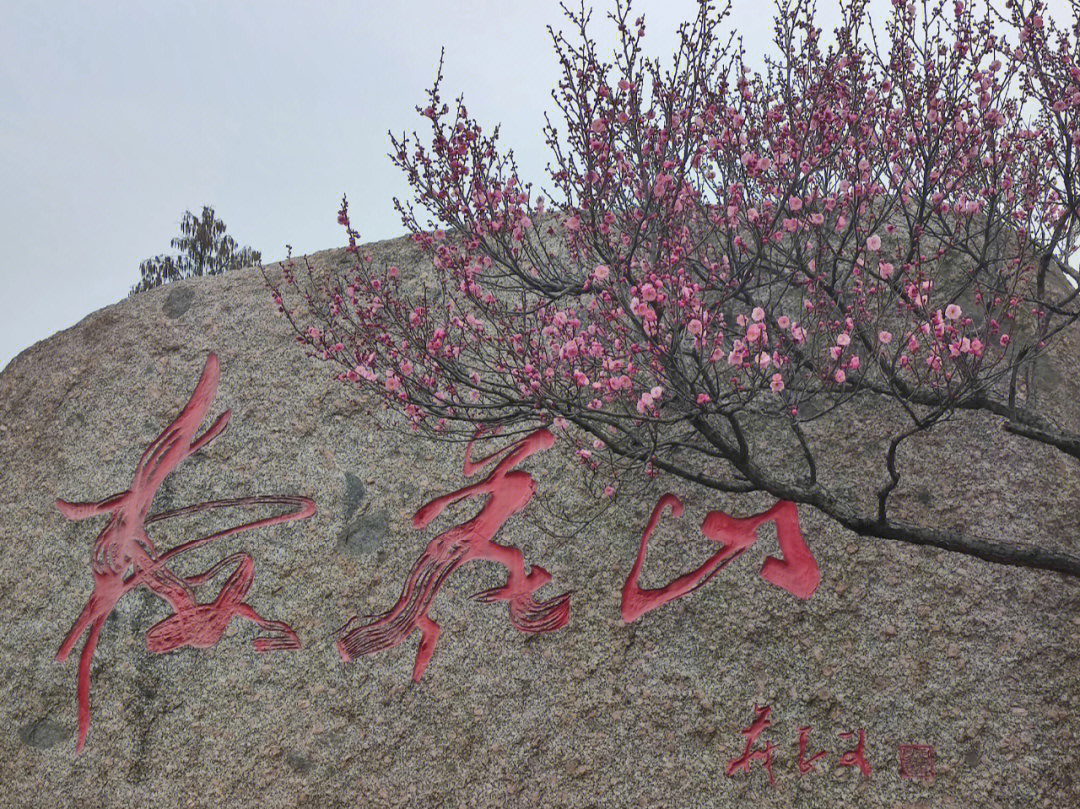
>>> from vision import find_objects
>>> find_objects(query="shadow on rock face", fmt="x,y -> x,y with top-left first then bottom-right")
285,750 -> 312,775
18,718 -> 71,750
339,471 -> 388,556
342,472 -> 365,523
340,508 -> 388,557
162,285 -> 195,319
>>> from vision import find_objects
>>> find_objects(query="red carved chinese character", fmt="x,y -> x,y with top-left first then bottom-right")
796,725 -> 829,774
621,494 -> 820,622
725,704 -> 777,786
54,353 -> 316,753
898,744 -> 935,784
337,427 -> 571,681
837,728 -> 873,777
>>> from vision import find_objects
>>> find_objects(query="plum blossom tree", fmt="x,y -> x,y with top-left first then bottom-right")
267,0 -> 1080,575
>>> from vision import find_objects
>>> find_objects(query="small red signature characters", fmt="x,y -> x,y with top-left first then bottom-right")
621,494 -> 820,622
726,706 -> 884,786
796,725 -> 829,775
726,703 -> 778,785
724,705 -> 935,788
898,744 -> 935,784
337,428 -> 572,681
54,353 -> 316,753
837,728 -> 873,777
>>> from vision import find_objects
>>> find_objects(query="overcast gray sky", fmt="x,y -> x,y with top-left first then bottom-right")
2,0 -> 1076,371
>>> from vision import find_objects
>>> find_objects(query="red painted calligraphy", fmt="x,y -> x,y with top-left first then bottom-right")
796,725 -> 829,775
336,428 -> 571,680
725,704 -> 777,785
54,353 -> 316,753
622,495 -> 820,623
837,728 -> 873,777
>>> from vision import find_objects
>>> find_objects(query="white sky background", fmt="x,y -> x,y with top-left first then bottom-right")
1,0 -> 1076,371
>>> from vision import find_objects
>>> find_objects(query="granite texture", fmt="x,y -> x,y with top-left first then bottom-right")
1,235 -> 1079,808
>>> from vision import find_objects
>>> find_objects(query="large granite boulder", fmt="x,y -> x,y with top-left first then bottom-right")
1,234 -> 1078,807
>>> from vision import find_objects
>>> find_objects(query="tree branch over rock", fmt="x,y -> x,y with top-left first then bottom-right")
266,0 -> 1080,575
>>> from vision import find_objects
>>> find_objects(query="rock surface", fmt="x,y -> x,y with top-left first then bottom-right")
1,235 -> 1079,808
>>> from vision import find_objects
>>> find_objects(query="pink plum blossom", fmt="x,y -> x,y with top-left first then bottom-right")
269,2 -> 1080,582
